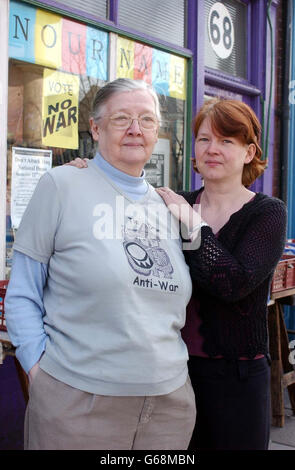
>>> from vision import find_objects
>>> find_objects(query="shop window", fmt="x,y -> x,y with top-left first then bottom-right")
48,0 -> 108,19
118,0 -> 187,48
204,0 -> 247,79
6,2 -> 188,272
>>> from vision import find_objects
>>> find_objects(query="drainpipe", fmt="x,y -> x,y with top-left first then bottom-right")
280,0 -> 292,203
280,0 -> 293,339
264,0 -> 275,164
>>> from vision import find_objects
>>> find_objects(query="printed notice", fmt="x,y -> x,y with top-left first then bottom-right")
42,68 -> 80,149
11,147 -> 52,229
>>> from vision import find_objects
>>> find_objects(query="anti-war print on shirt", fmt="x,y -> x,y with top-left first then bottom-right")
122,216 -> 180,294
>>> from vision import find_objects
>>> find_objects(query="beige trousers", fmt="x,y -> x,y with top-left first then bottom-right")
24,368 -> 196,450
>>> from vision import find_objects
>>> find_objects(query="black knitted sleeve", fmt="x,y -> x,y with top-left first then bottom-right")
183,197 -> 287,303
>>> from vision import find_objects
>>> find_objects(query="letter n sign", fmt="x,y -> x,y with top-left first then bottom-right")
9,1 -> 36,63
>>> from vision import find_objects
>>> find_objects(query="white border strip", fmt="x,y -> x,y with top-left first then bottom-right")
0,0 -> 9,278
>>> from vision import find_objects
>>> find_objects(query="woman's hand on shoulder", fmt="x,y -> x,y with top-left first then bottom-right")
65,157 -> 89,168
156,187 -> 188,210
156,187 -> 201,229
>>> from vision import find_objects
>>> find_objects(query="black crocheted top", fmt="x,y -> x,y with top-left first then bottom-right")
179,189 -> 287,360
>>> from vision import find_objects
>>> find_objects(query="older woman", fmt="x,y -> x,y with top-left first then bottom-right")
157,98 -> 287,450
5,79 -> 195,450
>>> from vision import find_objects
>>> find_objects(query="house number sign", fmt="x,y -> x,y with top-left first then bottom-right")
208,2 -> 234,59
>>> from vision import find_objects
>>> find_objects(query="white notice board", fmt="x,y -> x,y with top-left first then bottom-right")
11,147 -> 52,229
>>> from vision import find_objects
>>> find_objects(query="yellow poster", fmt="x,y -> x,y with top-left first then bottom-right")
42,69 -> 80,149
117,37 -> 135,79
169,55 -> 186,100
35,10 -> 62,69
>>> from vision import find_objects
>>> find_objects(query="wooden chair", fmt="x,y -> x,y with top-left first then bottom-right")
268,290 -> 295,427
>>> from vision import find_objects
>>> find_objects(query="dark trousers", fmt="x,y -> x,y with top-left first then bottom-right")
188,356 -> 271,451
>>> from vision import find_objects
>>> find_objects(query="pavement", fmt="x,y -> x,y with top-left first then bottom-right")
269,389 -> 295,450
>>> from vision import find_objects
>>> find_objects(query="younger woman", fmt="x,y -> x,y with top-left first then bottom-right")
157,98 -> 287,450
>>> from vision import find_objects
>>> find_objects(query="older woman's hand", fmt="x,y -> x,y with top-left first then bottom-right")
66,158 -> 89,168
28,361 -> 40,384
156,187 -> 202,231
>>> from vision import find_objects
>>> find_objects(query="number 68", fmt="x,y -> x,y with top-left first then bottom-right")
208,4 -> 234,60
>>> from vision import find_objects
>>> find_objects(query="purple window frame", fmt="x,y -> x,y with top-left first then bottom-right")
187,0 -> 270,194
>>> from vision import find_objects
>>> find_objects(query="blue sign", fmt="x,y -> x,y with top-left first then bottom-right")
9,1 -> 36,63
86,26 -> 108,80
152,49 -> 170,96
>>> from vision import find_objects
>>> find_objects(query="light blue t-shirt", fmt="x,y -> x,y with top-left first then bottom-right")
5,154 -> 192,396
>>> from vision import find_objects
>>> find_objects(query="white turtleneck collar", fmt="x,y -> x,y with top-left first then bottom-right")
93,152 -> 148,201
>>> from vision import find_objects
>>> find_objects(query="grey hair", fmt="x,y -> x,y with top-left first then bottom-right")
91,78 -> 161,122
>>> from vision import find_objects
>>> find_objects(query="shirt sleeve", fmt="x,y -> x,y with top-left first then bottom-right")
184,199 -> 287,303
5,250 -> 48,374
13,171 -> 61,264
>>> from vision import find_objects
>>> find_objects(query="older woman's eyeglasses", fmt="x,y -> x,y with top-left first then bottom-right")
108,113 -> 158,131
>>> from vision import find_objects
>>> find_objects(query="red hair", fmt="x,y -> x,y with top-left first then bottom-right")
192,98 -> 267,187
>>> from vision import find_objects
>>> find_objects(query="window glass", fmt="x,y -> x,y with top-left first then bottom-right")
39,0 -> 108,19
6,2 -> 188,273
119,0 -> 186,48
204,0 -> 247,79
